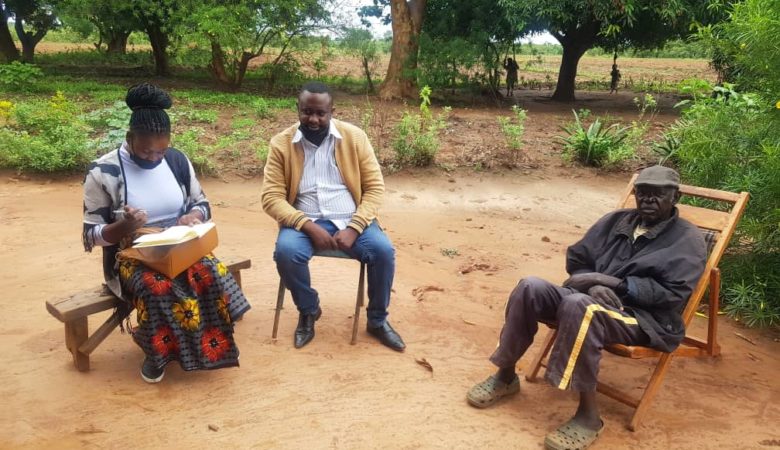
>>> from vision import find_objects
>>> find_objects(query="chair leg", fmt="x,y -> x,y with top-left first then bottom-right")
65,317 -> 90,372
272,278 -> 285,340
351,263 -> 366,345
707,268 -> 721,357
525,327 -> 557,382
628,353 -> 673,431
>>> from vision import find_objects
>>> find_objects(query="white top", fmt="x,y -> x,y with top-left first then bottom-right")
293,123 -> 357,230
90,142 -> 187,246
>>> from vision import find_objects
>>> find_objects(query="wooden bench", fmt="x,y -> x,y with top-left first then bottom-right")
46,258 -> 251,372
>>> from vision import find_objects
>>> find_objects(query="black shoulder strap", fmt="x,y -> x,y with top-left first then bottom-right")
164,147 -> 192,197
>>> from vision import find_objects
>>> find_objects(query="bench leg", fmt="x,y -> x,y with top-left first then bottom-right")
65,317 -> 90,372
351,263 -> 366,345
272,278 -> 285,340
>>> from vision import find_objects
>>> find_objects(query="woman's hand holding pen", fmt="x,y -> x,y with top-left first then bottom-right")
117,206 -> 148,232
102,206 -> 147,244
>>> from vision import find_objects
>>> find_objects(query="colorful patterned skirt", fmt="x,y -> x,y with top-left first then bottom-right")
119,254 -> 251,372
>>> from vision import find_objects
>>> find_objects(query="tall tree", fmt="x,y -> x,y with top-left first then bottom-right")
0,1 -> 20,62
59,0 -> 138,54
501,0 -> 721,101
6,0 -> 58,62
189,0 -> 327,90
133,0 -> 183,76
362,0 -> 427,99
421,0 -> 524,93
340,27 -> 380,92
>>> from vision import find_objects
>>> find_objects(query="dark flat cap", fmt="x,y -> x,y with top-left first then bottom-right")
634,165 -> 680,188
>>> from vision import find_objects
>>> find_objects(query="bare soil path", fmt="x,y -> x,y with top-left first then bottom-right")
1,169 -> 777,449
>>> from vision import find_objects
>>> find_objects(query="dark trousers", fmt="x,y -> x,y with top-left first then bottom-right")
490,277 -> 649,392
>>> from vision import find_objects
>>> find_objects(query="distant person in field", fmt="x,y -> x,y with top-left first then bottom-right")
465,166 -> 706,450
609,62 -> 621,94
82,83 -> 251,383
261,81 -> 405,352
503,57 -> 520,97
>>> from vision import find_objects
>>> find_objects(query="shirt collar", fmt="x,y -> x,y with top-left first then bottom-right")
292,121 -> 341,144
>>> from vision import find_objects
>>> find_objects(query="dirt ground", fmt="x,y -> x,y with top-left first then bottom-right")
1,45 -> 776,447
1,164 -> 779,449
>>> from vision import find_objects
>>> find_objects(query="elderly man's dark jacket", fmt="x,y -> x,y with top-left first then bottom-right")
566,208 -> 707,352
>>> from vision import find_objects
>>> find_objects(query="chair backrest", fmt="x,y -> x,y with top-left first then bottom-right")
616,174 -> 749,326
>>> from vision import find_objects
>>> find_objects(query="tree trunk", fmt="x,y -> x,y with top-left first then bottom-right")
14,20 -> 47,63
234,52 -> 254,89
0,5 -> 19,62
362,57 -> 374,93
106,31 -> 130,55
146,24 -> 170,76
380,0 -> 426,100
551,43 -> 589,101
208,40 -> 232,87
550,22 -> 598,102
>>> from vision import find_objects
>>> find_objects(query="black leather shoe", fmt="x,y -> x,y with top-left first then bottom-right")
367,321 -> 406,352
294,308 -> 322,349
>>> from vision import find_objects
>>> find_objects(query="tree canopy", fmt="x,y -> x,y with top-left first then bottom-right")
500,0 -> 723,100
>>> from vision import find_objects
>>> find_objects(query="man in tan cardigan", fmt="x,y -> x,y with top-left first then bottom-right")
261,81 -> 405,351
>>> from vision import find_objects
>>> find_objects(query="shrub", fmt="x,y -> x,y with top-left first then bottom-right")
558,110 -> 632,167
633,93 -> 658,120
497,105 -> 527,151
172,127 -> 215,175
677,78 -> 713,99
176,108 -> 219,125
391,86 -> 450,167
659,84 -> 780,326
0,92 -> 93,171
0,62 -> 43,91
82,101 -> 131,155
256,141 -> 269,165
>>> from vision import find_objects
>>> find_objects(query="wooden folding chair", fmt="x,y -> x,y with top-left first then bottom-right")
271,250 -> 367,344
525,174 -> 749,431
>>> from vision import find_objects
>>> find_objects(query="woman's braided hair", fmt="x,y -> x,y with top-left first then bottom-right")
126,83 -> 172,135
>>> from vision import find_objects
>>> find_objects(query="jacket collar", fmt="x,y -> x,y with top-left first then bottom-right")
614,207 -> 680,240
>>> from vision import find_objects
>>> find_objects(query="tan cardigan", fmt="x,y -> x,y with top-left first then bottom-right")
261,119 -> 384,233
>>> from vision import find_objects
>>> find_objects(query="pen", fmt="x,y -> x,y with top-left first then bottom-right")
114,209 -> 147,215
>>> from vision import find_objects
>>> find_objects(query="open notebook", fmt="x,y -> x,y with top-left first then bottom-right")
132,222 -> 215,248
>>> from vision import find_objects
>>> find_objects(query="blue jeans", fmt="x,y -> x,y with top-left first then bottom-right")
273,220 -> 395,328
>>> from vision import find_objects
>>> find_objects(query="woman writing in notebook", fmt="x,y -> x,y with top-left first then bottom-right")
82,83 -> 251,383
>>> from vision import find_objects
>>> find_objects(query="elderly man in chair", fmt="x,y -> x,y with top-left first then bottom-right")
466,166 -> 706,450
261,81 -> 404,352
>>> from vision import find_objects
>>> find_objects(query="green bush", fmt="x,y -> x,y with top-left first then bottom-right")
558,110 -> 632,167
659,85 -> 780,327
172,127 -> 215,175
497,105 -> 527,151
392,86 -> 450,167
677,78 -> 713,99
0,92 -> 93,171
82,101 -> 131,154
0,62 -> 44,91
176,108 -> 219,124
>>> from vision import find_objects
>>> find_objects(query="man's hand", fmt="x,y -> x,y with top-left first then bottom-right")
177,210 -> 203,226
563,272 -> 621,293
334,228 -> 359,252
301,221 -> 338,251
588,285 -> 623,310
